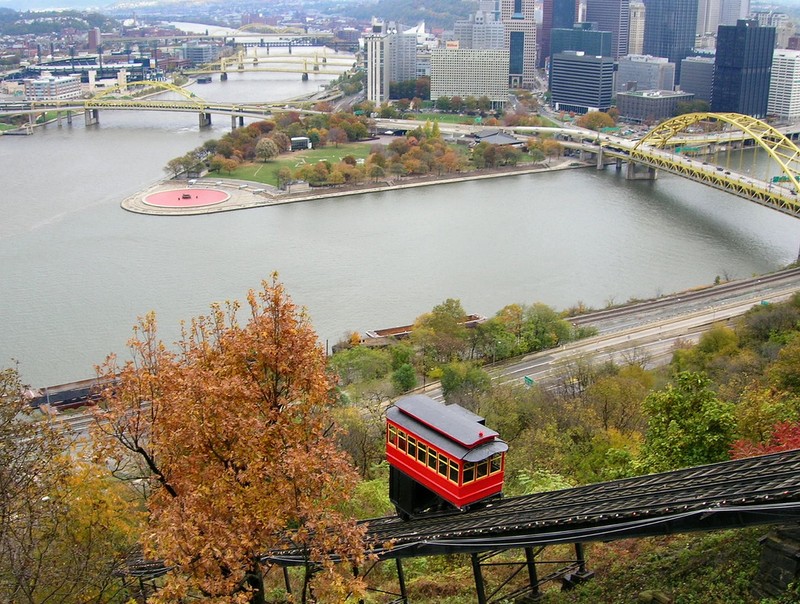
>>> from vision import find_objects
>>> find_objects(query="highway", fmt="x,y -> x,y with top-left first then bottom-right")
423,267 -> 800,401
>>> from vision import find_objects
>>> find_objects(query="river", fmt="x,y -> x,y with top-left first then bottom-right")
1,56 -> 798,387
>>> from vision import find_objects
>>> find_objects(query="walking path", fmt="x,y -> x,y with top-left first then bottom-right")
121,158 -> 587,216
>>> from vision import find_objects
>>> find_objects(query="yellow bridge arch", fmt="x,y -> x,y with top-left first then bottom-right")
88,80 -> 206,105
634,112 -> 800,194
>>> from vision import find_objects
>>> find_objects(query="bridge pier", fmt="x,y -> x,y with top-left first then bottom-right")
199,112 -> 212,128
626,160 -> 657,180
596,147 -> 604,170
220,72 -> 228,81
230,115 -> 244,131
616,157 -> 623,172
84,108 -> 99,126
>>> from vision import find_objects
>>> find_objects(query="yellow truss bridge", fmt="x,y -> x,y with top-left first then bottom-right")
0,81 -> 286,129
187,50 -> 354,76
597,112 -> 800,218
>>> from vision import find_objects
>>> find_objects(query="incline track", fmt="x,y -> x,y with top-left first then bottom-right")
268,449 -> 800,564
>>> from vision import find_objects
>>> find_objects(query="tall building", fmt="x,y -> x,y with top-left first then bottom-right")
712,19 -> 775,117
628,1 -> 646,55
696,0 -> 721,35
540,0 -> 578,66
365,19 -> 390,103
550,50 -> 615,112
719,0 -> 750,27
753,11 -> 792,48
768,49 -> 800,120
430,48 -> 510,109
617,54 -> 675,91
454,7 -> 505,49
679,56 -> 715,102
551,23 -> 612,56
585,0 -> 629,59
643,0 -> 698,83
502,0 -> 537,87
364,18 -> 418,104
390,27 -> 418,83
87,27 -> 101,50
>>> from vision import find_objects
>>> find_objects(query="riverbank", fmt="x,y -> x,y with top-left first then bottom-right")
121,157 -> 591,216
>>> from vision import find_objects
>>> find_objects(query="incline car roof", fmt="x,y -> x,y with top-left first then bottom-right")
388,394 -> 502,448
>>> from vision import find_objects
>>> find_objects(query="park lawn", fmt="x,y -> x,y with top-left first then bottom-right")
410,112 -> 481,125
224,142 -> 372,186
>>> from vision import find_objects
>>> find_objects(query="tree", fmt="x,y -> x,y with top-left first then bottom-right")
91,276 -> 368,603
541,139 -> 563,162
637,372 -> 736,473
440,361 -> 491,409
277,167 -> 292,190
576,111 -> 615,130
328,126 -> 347,147
268,131 -> 291,153
391,363 -> 417,393
0,367 -> 141,604
255,137 -> 279,162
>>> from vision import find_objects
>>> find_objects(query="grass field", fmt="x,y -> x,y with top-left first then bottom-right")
225,142 -> 372,186
410,112 -> 481,125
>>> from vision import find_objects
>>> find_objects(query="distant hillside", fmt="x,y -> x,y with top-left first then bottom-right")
339,0 -> 477,30
0,8 -> 118,35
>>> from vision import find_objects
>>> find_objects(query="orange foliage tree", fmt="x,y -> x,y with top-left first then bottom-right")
91,275 -> 368,603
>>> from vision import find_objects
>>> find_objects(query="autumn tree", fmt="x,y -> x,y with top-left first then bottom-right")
576,111 -> 615,130
328,126 -> 348,147
0,367 -> 141,604
91,277 -> 367,604
255,137 -> 279,162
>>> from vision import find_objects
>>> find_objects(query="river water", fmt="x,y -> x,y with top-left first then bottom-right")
1,58 -> 798,387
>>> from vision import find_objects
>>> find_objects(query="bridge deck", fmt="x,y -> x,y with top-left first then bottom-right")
268,449 -> 800,564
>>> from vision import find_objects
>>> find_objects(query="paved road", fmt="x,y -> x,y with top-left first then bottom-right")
423,272 -> 800,401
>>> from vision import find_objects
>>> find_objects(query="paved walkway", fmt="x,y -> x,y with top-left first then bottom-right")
121,159 -> 588,216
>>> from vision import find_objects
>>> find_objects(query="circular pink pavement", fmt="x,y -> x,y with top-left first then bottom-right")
143,188 -> 230,208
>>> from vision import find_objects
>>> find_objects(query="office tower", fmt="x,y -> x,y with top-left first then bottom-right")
768,49 -> 800,120
430,48 -> 510,109
753,11 -> 792,48
712,19 -> 775,117
454,7 -> 505,49
550,50 -> 615,112
628,1 -> 646,55
365,18 -> 418,103
643,0 -> 698,83
679,56 -> 715,102
390,27 -> 418,83
719,0 -> 750,26
365,19 -> 390,103
585,0 -> 629,59
502,0 -> 537,87
617,54 -> 675,91
551,23 -> 612,56
696,0 -> 721,35
540,0 -> 578,66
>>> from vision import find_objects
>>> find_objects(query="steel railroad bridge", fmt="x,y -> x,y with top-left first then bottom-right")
594,112 -> 800,219
255,450 -> 800,603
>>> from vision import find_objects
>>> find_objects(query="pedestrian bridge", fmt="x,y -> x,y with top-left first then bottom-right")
593,112 -> 800,219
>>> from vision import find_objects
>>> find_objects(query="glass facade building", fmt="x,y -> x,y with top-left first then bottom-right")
712,19 -> 775,117
642,0 -> 698,83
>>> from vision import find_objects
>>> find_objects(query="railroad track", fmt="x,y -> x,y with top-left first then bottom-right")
268,449 -> 800,564
568,266 -> 800,330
